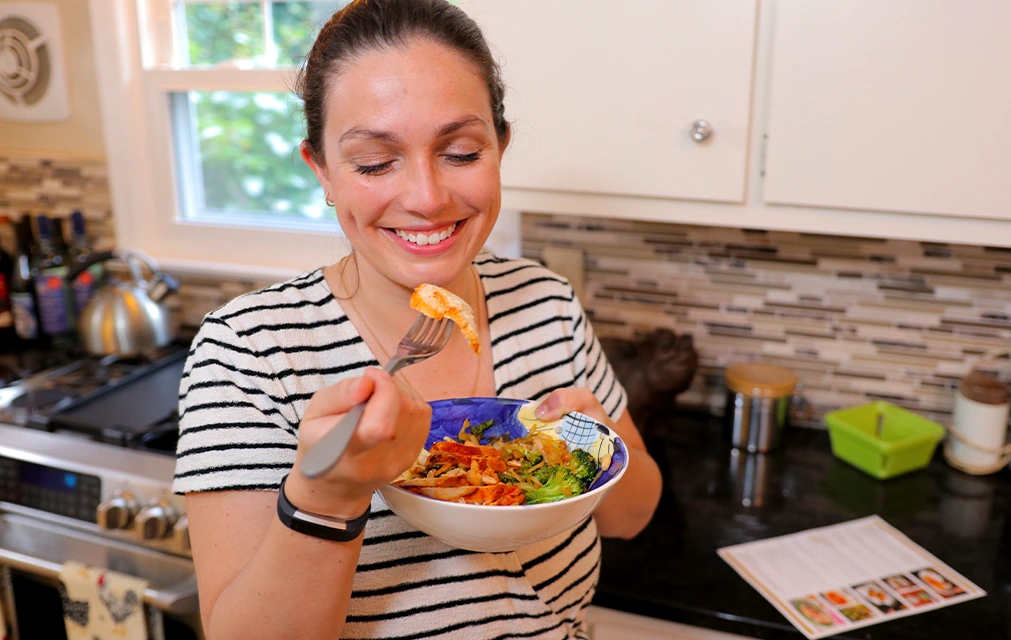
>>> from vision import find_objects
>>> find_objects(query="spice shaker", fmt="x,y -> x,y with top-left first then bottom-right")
945,369 -> 1011,475
723,362 -> 798,453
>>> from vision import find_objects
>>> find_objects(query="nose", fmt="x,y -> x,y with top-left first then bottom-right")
400,157 -> 451,218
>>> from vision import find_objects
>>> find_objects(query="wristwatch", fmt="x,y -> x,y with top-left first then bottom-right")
276,474 -> 371,542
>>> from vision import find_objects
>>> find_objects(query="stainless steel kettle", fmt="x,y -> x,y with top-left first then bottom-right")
67,250 -> 180,355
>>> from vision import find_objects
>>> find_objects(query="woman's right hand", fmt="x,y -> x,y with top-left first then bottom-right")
284,367 -> 432,519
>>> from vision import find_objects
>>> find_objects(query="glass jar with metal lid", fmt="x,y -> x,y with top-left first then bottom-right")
723,362 -> 798,453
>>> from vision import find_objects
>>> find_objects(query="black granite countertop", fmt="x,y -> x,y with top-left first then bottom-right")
594,411 -> 1011,639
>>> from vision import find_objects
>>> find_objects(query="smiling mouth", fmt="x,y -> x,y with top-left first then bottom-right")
393,221 -> 459,247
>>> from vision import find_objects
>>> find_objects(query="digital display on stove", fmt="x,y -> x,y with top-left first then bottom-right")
0,456 -> 102,522
21,462 -> 79,492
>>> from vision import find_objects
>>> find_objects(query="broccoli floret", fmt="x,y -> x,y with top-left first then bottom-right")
566,449 -> 599,489
524,468 -> 587,505
468,419 -> 494,440
532,464 -> 560,485
521,450 -> 544,470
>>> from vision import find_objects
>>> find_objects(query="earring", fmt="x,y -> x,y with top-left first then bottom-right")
325,192 -> 335,207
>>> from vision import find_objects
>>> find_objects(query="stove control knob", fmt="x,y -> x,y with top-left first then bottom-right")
96,493 -> 139,530
173,515 -> 190,551
135,500 -> 178,540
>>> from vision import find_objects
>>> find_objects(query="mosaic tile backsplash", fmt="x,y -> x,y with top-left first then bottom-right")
7,154 -> 1011,430
0,155 -> 115,245
0,154 -> 270,332
522,214 -> 1011,428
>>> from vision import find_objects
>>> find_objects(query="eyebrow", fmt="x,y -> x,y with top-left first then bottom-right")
338,116 -> 488,145
437,115 -> 488,137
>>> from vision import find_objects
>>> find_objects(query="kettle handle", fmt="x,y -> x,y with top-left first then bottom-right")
64,250 -> 180,304
121,250 -> 180,303
65,250 -> 116,283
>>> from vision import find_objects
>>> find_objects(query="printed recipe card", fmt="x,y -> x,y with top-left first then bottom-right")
718,516 -> 985,639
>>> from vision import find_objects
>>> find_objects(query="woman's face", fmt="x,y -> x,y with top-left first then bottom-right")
303,38 -> 508,290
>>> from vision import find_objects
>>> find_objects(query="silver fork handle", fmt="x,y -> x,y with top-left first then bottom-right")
298,357 -> 406,479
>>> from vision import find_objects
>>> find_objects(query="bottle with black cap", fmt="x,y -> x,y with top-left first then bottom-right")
33,215 -> 76,347
67,210 -> 104,314
0,216 -> 14,348
10,214 -> 44,348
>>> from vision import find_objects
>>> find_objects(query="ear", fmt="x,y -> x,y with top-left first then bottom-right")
497,123 -> 511,160
300,140 -> 331,193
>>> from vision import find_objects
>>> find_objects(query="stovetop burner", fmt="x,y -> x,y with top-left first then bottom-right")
1,341 -> 192,454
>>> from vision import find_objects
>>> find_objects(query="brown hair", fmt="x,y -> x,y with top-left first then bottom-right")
296,0 -> 508,164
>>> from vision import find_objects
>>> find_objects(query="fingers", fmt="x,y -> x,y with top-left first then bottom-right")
353,369 -> 403,446
353,369 -> 431,448
533,388 -> 612,425
302,375 -> 375,420
303,365 -> 426,421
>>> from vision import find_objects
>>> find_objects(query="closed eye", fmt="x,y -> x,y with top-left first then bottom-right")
446,151 -> 481,165
354,161 -> 393,176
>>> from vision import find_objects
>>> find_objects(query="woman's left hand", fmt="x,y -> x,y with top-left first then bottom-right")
533,388 -> 663,539
533,387 -> 619,427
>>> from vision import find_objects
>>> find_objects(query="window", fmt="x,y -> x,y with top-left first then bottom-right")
167,1 -> 346,229
90,0 -> 352,277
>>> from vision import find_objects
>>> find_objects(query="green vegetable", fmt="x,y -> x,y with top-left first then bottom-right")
524,468 -> 587,505
532,464 -> 559,485
521,450 -> 544,470
468,419 -> 494,440
566,449 -> 599,490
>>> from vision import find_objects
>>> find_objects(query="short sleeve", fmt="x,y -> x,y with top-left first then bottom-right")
570,293 -> 628,423
173,315 -> 299,494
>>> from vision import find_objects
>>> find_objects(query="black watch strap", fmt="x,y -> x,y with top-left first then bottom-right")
276,474 -> 371,542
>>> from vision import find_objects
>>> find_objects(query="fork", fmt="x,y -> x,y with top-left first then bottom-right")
299,314 -> 454,479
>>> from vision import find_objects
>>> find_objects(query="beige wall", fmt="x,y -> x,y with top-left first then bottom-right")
0,0 -> 106,159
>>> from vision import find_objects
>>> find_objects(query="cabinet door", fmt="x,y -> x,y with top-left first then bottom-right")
457,1 -> 758,203
763,0 -> 1011,219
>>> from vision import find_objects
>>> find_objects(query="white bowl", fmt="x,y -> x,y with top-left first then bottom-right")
378,397 -> 629,552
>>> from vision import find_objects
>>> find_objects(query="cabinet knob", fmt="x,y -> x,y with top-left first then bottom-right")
690,119 -> 713,143
96,492 -> 138,530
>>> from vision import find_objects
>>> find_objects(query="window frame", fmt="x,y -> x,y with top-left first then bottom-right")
88,0 -> 349,280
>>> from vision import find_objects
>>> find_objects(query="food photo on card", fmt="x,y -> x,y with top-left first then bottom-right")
718,516 -> 986,640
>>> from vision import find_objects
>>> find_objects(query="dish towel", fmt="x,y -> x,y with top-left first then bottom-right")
0,565 -> 14,640
58,561 -> 149,640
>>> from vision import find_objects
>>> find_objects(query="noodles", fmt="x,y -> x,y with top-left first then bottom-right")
393,419 -> 600,505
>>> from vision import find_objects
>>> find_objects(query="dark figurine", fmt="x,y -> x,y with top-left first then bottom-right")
600,328 -> 698,427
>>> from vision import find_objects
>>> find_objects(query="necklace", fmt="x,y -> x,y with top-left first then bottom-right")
340,260 -> 484,399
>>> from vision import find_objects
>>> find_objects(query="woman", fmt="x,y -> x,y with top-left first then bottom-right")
174,1 -> 662,638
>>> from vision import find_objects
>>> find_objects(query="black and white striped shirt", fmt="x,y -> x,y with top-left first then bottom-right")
174,253 -> 628,640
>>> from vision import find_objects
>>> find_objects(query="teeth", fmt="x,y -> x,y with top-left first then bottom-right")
396,222 -> 457,246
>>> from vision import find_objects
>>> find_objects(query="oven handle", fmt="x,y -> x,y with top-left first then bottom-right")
0,547 -> 199,615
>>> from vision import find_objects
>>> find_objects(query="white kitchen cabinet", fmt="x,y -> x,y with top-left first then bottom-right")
762,0 -> 1011,220
585,606 -> 760,640
457,0 -> 758,204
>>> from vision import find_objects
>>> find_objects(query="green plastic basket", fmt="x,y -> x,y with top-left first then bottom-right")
824,402 -> 945,479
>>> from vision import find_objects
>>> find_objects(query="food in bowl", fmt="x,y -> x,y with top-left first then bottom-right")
378,397 -> 629,552
410,282 -> 480,354
392,419 -> 606,505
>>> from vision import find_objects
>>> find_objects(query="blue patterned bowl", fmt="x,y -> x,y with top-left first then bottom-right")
379,397 -> 629,552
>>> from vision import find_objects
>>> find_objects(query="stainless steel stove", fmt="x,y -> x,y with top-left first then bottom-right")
0,345 -> 201,639
0,345 -> 187,450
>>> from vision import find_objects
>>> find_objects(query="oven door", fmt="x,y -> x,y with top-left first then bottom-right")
0,512 -> 202,639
